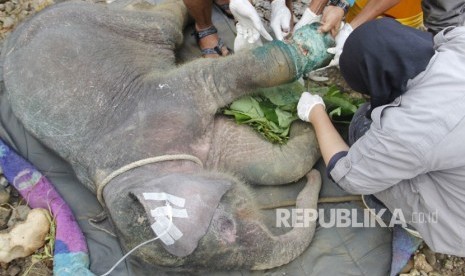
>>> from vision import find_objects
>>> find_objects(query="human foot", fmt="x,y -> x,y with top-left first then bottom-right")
194,25 -> 232,58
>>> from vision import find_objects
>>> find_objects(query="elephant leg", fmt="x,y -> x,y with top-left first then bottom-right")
153,0 -> 188,43
207,116 -> 321,185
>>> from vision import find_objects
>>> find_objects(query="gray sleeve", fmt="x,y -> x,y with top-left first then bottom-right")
422,0 -> 465,34
330,127 -> 427,195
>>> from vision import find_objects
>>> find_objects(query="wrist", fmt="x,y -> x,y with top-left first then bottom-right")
329,0 -> 350,15
309,104 -> 327,124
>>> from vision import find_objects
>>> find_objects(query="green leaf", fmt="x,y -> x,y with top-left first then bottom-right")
259,99 -> 279,124
223,83 -> 365,143
275,108 -> 297,128
329,107 -> 342,118
229,96 -> 264,118
258,81 -> 304,106
324,95 -> 358,115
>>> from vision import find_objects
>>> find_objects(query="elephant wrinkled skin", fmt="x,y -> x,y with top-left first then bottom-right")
1,0 -> 333,271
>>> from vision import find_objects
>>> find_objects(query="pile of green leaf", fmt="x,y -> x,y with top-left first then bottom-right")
223,82 -> 365,144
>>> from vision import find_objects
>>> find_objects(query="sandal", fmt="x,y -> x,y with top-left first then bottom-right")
192,25 -> 233,58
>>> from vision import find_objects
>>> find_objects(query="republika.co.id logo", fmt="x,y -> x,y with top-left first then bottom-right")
276,208 -> 438,228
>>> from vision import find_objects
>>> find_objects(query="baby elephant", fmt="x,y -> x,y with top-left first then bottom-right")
1,0 -> 333,270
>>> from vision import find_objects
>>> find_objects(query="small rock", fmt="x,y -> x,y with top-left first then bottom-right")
31,0 -> 54,12
400,268 -> 420,276
7,204 -> 30,227
422,246 -> 437,267
414,254 -> 434,273
453,258 -> 464,267
428,272 -> 442,276
18,10 -> 28,20
443,259 -> 454,270
0,175 -> 8,187
0,4 -> 4,11
0,208 -> 51,263
4,2 -> 13,13
0,205 -> 12,229
436,253 -> 446,260
1,16 -> 16,29
9,186 -> 18,198
7,264 -> 20,276
0,262 -> 8,270
0,186 -> 10,204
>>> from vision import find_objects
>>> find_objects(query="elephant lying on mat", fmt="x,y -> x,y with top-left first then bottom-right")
1,0 -> 334,270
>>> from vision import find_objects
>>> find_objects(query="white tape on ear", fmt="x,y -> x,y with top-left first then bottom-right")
143,192 -> 185,207
151,215 -> 183,245
142,193 -> 189,246
151,206 -> 188,218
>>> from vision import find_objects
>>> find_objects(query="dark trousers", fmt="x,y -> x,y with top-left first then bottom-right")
348,103 -> 372,146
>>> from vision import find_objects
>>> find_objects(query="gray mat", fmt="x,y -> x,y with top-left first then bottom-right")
0,2 -> 392,275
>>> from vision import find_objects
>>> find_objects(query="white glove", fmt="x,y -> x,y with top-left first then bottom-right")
234,22 -> 263,51
230,0 -> 273,52
270,0 -> 292,40
327,23 -> 353,67
294,7 -> 321,32
297,92 -> 325,122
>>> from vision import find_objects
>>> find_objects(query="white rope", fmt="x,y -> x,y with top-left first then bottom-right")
96,154 -> 203,206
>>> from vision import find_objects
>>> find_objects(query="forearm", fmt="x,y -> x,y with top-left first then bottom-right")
349,0 -> 400,29
309,105 -> 349,165
308,0 -> 328,14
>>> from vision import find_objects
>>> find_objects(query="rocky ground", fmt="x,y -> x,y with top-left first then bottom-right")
0,0 -> 464,276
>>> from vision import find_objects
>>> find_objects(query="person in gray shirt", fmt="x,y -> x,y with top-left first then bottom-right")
325,0 -> 465,67
297,18 -> 465,257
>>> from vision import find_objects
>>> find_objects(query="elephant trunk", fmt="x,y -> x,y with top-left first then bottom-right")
251,170 -> 322,270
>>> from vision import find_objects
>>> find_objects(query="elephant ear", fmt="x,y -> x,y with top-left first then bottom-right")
129,173 -> 231,257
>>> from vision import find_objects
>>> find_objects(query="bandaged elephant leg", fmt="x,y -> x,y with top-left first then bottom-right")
166,24 -> 334,111
208,117 -> 320,185
103,168 -> 321,270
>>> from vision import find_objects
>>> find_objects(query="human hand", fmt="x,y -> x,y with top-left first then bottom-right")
297,92 -> 326,122
230,0 -> 272,51
234,23 -> 263,51
326,23 -> 353,67
289,24 -> 335,75
270,0 -> 292,40
294,7 -> 321,32
319,5 -> 345,37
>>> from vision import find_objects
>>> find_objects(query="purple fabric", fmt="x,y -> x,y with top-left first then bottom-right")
391,225 -> 423,276
0,139 -> 92,274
